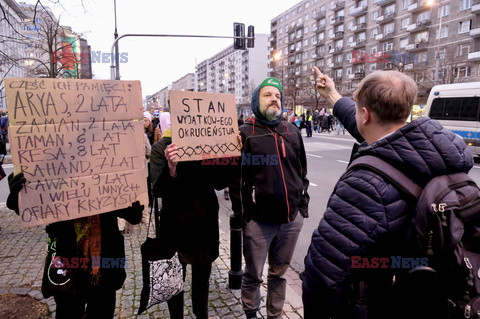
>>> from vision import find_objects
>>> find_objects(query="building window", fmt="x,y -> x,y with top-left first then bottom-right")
371,27 -> 379,38
384,22 -> 394,34
402,0 -> 411,10
417,11 -> 430,22
372,10 -> 379,21
461,0 -> 472,10
415,73 -> 424,82
458,20 -> 471,34
383,42 -> 393,51
458,45 -> 470,56
454,66 -> 471,78
436,25 -> 449,39
401,18 -> 410,29
439,4 -> 450,17
370,46 -> 378,54
385,4 -> 395,14
400,37 -> 409,48
439,48 -> 446,59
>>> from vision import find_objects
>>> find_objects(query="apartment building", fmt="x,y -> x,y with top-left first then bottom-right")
0,0 -> 28,110
195,33 -> 269,116
269,0 -> 480,109
171,73 -> 195,91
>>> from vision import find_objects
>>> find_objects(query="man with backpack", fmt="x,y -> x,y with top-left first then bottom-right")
302,67 -> 478,319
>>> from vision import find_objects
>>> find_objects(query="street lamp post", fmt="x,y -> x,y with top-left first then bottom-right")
428,0 -> 444,86
113,0 -> 120,80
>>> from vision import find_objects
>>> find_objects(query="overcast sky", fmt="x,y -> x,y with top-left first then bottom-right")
30,0 -> 302,98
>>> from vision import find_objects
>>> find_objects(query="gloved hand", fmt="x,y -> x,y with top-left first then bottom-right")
7,172 -> 25,215
116,200 -> 144,225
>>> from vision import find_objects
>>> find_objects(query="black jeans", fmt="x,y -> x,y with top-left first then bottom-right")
167,262 -> 212,319
54,286 -> 116,319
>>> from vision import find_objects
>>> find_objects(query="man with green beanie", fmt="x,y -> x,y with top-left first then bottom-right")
229,77 -> 310,319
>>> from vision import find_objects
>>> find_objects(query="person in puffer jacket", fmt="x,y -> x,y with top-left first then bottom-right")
302,67 -> 474,319
229,77 -> 309,319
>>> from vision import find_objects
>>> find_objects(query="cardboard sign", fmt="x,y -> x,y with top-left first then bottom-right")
4,78 -> 148,227
170,90 -> 241,161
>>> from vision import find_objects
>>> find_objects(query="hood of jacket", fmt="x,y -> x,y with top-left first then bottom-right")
250,85 -> 284,126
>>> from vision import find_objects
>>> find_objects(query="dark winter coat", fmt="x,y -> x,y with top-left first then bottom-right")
150,137 -> 227,265
302,97 -> 474,318
46,208 -> 142,293
230,119 -> 309,224
6,191 -> 142,294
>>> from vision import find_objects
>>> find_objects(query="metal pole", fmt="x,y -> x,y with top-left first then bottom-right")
434,4 -> 443,86
228,214 -> 243,289
114,0 -> 120,80
110,33 -> 254,80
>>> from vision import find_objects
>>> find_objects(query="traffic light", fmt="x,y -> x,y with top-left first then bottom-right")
247,25 -> 255,48
233,22 -> 245,50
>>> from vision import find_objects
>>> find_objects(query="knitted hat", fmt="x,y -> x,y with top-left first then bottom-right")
143,111 -> 152,122
259,77 -> 282,94
251,77 -> 283,126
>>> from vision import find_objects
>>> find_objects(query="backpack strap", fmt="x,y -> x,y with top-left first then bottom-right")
348,155 -> 422,199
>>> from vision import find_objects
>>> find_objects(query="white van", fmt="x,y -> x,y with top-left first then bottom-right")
425,82 -> 480,157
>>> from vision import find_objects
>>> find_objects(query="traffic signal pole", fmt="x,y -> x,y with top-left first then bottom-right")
109,31 -> 254,80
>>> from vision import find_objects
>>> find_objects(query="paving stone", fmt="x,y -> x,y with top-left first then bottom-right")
0,200 -> 305,318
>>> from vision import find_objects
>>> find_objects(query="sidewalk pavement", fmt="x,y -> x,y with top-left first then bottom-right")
0,200 -> 304,318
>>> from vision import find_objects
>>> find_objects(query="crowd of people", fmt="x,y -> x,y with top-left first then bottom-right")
5,67 -> 477,319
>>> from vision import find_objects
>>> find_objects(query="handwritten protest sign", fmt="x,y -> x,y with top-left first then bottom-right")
170,90 -> 241,161
4,78 -> 148,227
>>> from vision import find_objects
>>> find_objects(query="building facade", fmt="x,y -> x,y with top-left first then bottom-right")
171,73 -> 195,91
195,33 -> 270,116
269,0 -> 480,109
0,0 -> 28,111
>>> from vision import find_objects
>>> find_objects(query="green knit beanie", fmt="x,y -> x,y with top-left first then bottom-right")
259,77 -> 282,93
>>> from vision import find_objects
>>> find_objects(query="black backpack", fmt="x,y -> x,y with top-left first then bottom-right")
349,155 -> 480,319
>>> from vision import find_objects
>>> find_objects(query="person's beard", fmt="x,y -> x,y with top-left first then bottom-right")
264,103 -> 282,121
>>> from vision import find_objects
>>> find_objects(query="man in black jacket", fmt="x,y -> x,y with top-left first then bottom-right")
302,67 -> 474,318
230,77 -> 309,319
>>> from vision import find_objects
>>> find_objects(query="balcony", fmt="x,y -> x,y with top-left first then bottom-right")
355,71 -> 365,78
348,74 -> 355,79
468,51 -> 480,61
333,61 -> 343,68
317,24 -> 326,32
374,0 -> 396,5
348,41 -> 357,47
406,19 -> 431,32
382,12 -> 396,23
472,2 -> 480,13
375,33 -> 384,40
408,1 -> 432,13
350,5 -> 367,17
335,46 -> 344,53
405,40 -> 429,52
333,31 -> 344,39
353,39 -> 367,48
382,31 -> 395,40
351,56 -> 366,64
331,16 -> 345,26
315,11 -> 326,19
354,23 -> 368,32
470,27 -> 480,38
333,1 -> 345,11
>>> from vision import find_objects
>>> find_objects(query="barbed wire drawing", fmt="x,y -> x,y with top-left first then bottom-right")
176,142 -> 241,159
